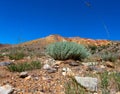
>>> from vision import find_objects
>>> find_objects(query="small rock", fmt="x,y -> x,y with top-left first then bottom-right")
0,84 -> 14,94
82,62 -> 98,66
43,64 -> 51,70
47,68 -> 57,73
64,59 -> 76,64
26,56 -> 31,60
69,61 -> 79,66
0,62 -> 12,66
62,67 -> 74,76
106,62 -> 115,68
20,72 -> 28,78
24,75 -> 31,81
44,58 -> 55,65
88,66 -> 105,73
75,76 -> 98,92
100,65 -> 106,69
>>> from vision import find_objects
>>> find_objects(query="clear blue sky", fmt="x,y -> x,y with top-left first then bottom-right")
0,0 -> 120,44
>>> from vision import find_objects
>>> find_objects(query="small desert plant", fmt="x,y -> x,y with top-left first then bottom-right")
88,45 -> 98,54
8,52 -> 25,60
101,52 -> 118,62
46,42 -> 90,60
64,77 -> 86,94
7,61 -> 42,72
100,71 -> 110,94
111,72 -> 120,91
100,71 -> 109,89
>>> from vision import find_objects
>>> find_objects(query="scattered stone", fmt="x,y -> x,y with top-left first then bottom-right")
20,72 -> 28,78
63,59 -> 76,64
88,66 -> 105,73
100,65 -> 106,69
0,84 -> 14,94
43,64 -> 51,70
69,61 -> 79,66
0,62 -> 12,66
44,58 -> 55,65
106,62 -> 115,68
82,62 -> 98,66
75,76 -> 98,92
52,64 -> 59,69
24,75 -> 31,81
26,56 -> 31,60
47,68 -> 57,73
62,67 -> 74,76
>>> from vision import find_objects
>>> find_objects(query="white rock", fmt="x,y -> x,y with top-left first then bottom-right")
43,64 -> 51,70
75,76 -> 98,92
0,84 -> 14,94
20,72 -> 28,78
82,62 -> 98,66
62,67 -> 74,76
100,65 -> 106,69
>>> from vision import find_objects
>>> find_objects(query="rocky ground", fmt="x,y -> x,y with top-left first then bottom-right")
0,35 -> 120,94
0,54 -> 120,94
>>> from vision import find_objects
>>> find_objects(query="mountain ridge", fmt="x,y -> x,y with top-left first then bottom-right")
20,35 -> 111,48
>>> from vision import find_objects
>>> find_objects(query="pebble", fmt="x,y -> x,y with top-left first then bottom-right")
0,62 -> 12,66
43,64 -> 51,70
69,61 -> 79,66
20,72 -> 28,78
106,62 -> 115,68
47,68 -> 57,73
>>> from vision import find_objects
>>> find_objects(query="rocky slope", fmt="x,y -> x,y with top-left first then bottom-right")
0,35 -> 120,94
0,44 -> 11,49
20,35 -> 111,49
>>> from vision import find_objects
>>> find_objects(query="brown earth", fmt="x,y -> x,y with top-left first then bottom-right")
20,34 -> 111,48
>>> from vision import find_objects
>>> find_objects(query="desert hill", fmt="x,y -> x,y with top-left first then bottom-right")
0,44 -> 11,49
19,35 -> 111,49
0,35 -> 120,94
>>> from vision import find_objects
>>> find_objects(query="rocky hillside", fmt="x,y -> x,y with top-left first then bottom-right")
19,35 -> 111,49
0,35 -> 120,94
0,44 -> 11,49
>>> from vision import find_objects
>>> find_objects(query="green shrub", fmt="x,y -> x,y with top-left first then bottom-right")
100,71 -> 110,94
88,45 -> 98,54
111,72 -> 120,91
46,42 -> 90,60
7,61 -> 42,72
100,71 -> 109,89
101,52 -> 118,62
8,52 -> 25,60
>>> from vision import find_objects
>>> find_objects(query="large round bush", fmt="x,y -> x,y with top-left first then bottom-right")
46,42 -> 90,60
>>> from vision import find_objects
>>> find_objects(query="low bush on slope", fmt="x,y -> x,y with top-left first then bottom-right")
46,42 -> 90,60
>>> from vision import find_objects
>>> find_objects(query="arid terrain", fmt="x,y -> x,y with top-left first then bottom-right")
0,35 -> 120,94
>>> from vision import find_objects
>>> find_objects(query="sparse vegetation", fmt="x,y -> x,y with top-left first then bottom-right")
46,42 -> 90,60
88,45 -> 98,54
111,72 -> 120,91
64,77 -> 86,94
101,52 -> 118,62
100,71 -> 110,94
7,61 -> 42,72
8,52 -> 25,60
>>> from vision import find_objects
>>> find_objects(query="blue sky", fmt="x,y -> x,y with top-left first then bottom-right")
0,0 -> 120,44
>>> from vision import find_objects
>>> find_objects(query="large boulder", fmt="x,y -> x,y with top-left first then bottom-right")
75,76 -> 98,92
0,84 -> 14,94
